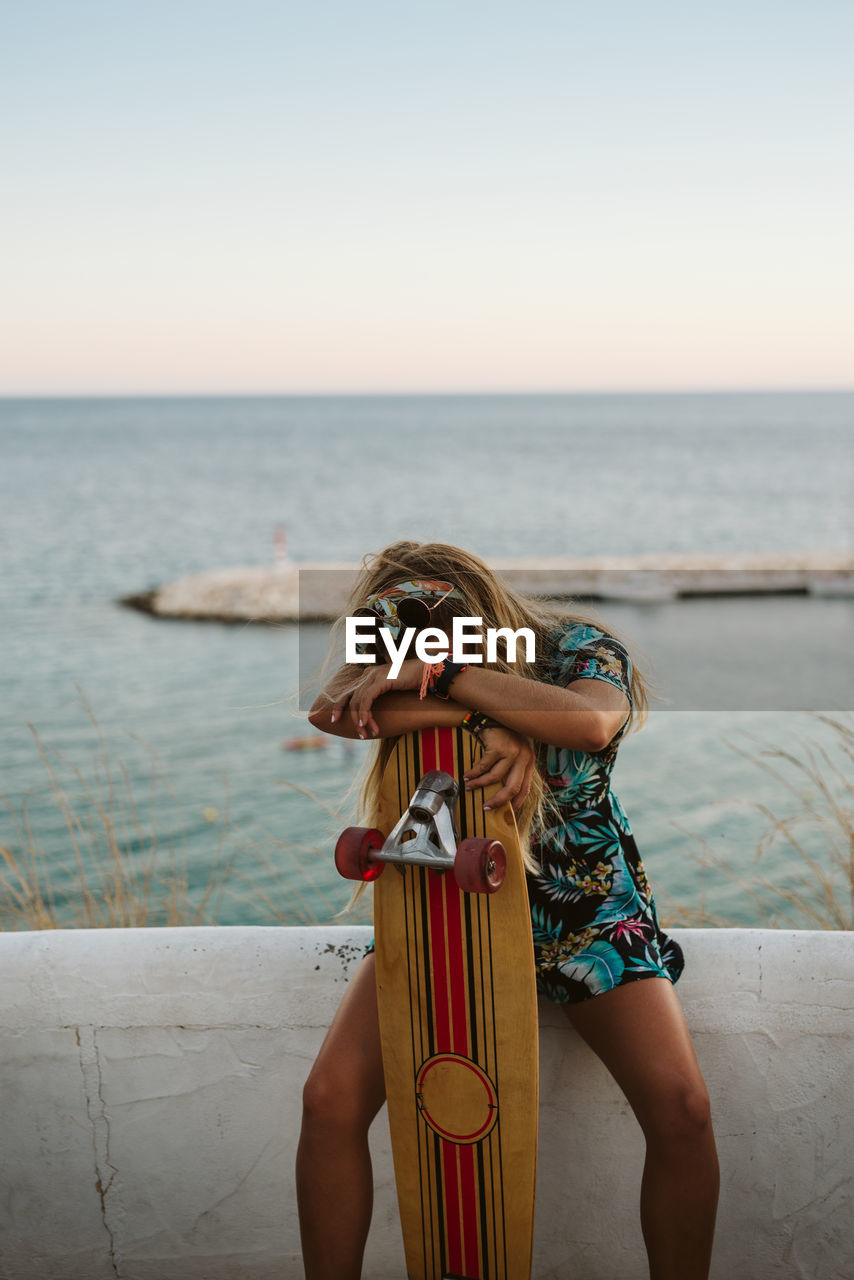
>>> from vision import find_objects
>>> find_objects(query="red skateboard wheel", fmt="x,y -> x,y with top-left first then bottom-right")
334,827 -> 385,881
454,837 -> 507,894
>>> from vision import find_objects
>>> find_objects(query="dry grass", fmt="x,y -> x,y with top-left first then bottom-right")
661,712 -> 854,930
0,694 -> 345,930
3,701 -> 851,932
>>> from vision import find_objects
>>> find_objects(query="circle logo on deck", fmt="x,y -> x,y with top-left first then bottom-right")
415,1054 -> 498,1144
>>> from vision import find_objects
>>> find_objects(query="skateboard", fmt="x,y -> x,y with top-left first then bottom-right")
335,725 -> 538,1280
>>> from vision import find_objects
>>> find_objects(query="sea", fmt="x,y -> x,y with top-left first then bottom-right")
1,392 -> 852,931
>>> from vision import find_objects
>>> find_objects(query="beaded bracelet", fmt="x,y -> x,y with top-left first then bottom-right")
461,711 -> 498,740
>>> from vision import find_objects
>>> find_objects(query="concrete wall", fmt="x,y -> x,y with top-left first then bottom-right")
0,926 -> 851,1280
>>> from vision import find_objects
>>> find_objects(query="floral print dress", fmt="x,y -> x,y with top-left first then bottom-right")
528,623 -> 684,1005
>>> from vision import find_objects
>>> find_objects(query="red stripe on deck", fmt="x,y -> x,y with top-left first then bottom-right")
420,729 -> 482,1278
459,1143 -> 479,1277
435,728 -> 467,1057
428,869 -> 450,1053
437,728 -> 481,1278
420,728 -> 438,773
434,725 -> 455,782
442,1143 -> 463,1274
424,729 -> 450,1051
443,864 -> 469,1056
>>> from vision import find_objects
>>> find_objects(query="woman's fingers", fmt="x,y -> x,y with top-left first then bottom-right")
349,695 -> 377,740
486,756 -> 528,811
463,747 -> 511,782
465,751 -> 527,805
463,734 -> 536,811
348,669 -> 393,738
512,754 -> 536,812
347,693 -> 371,739
463,750 -> 506,788
330,690 -> 353,724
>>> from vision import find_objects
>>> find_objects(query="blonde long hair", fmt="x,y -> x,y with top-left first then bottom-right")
318,540 -> 655,864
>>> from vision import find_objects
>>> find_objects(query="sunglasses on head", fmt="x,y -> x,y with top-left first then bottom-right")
351,581 -> 459,659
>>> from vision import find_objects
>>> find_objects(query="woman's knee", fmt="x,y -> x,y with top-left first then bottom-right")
302,1057 -> 383,1138
641,1076 -> 714,1150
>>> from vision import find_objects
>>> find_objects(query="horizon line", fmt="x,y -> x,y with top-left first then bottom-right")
2,384 -> 853,402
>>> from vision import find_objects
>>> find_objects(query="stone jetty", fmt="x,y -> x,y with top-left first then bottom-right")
120,550 -> 854,624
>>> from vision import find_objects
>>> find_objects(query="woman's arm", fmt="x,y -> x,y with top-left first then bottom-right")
335,659 -> 629,751
439,665 -> 629,751
308,685 -> 466,740
308,674 -> 536,810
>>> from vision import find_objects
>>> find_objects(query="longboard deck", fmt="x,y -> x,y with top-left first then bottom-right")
374,726 -> 538,1280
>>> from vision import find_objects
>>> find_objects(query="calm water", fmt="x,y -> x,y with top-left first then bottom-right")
1,392 -> 852,930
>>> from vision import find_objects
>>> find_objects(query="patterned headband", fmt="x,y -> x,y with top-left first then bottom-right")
358,578 -> 464,640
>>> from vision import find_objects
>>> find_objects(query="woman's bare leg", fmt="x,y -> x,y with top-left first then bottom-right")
296,954 -> 386,1280
566,977 -> 719,1280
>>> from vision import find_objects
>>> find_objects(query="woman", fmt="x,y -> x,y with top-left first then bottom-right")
297,540 -> 719,1280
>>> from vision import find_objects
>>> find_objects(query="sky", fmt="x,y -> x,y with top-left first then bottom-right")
2,0 -> 852,395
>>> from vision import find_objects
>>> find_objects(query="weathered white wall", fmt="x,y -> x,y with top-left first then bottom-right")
0,927 -> 851,1280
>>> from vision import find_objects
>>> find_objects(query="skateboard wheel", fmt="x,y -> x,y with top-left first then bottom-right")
334,827 -> 385,881
454,837 -> 506,894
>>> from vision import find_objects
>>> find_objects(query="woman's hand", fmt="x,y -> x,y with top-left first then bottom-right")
463,725 -> 536,813
331,658 -> 424,739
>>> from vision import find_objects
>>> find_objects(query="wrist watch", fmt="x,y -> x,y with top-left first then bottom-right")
431,660 -> 468,699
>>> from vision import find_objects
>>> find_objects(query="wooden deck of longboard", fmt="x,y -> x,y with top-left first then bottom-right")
374,726 -> 538,1280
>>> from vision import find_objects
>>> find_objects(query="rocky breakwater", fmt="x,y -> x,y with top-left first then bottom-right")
120,550 -> 854,624
121,562 -> 354,623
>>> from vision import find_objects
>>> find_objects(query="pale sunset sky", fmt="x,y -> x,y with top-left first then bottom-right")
2,1 -> 852,395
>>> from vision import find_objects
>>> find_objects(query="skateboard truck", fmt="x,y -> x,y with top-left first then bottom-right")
334,770 -> 507,893
377,770 -> 460,872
